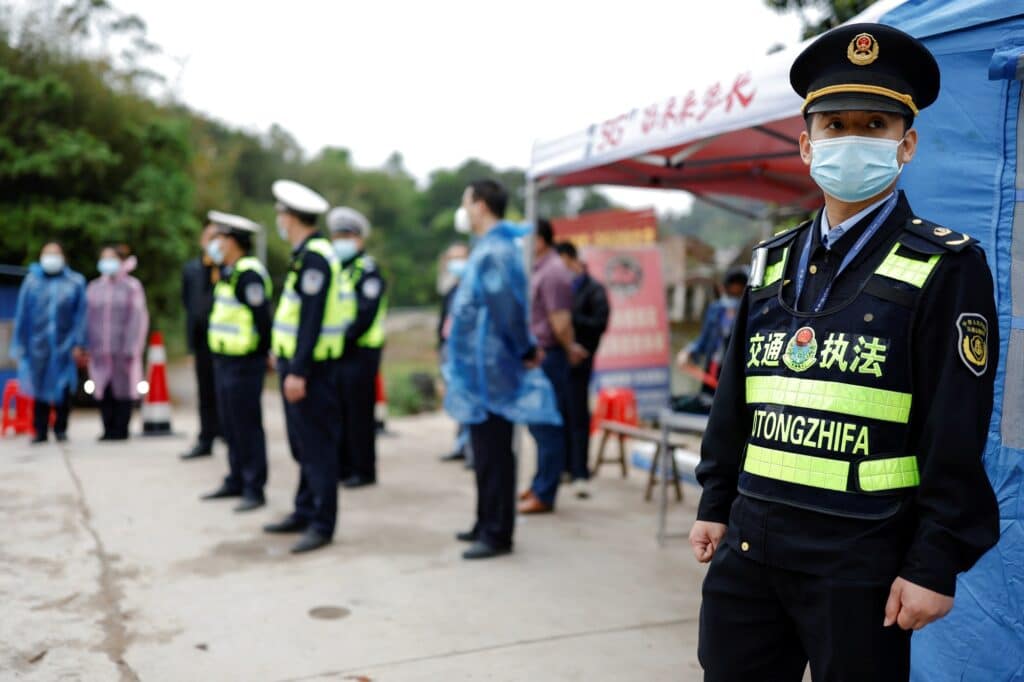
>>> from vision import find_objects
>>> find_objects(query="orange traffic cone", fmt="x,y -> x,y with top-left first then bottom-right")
374,372 -> 388,434
142,331 -> 173,435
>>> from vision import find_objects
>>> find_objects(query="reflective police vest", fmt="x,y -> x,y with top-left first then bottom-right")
207,257 -> 271,356
739,217 -> 969,519
345,254 -> 387,349
272,238 -> 346,361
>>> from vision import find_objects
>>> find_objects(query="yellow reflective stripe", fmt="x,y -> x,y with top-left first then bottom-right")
858,456 -> 920,491
875,243 -> 941,288
746,375 -> 912,423
744,444 -> 850,492
761,247 -> 789,287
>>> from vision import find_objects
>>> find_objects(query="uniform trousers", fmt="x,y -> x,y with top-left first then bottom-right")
214,355 -> 268,499
469,412 -> 515,549
337,346 -> 381,482
699,542 -> 911,682
280,361 -> 341,537
192,327 -> 220,446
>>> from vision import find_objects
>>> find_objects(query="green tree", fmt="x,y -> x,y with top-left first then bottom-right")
765,0 -> 879,38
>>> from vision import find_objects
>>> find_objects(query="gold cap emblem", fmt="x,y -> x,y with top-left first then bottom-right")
847,33 -> 880,66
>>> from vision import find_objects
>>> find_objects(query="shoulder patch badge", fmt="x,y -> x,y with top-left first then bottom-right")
956,313 -> 988,376
361,278 -> 381,300
245,282 -> 265,306
783,326 -> 818,373
300,269 -> 325,296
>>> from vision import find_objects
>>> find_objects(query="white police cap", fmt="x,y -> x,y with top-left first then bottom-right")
207,210 -> 261,234
272,179 -> 329,216
327,206 -> 371,238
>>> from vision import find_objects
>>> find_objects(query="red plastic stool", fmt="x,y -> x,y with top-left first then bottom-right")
589,388 -> 640,478
1,379 -> 36,436
590,387 -> 638,434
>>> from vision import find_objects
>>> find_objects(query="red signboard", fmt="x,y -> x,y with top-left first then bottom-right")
552,208 -> 657,249
582,246 -> 671,417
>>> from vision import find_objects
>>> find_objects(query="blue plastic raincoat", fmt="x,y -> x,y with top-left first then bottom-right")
10,263 -> 88,403
443,222 -> 561,426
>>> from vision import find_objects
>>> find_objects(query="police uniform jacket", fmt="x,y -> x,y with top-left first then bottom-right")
282,234 -> 335,377
696,191 -> 1000,596
341,250 -> 386,358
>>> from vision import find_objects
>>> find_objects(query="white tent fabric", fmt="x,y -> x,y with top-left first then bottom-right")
527,0 -> 904,210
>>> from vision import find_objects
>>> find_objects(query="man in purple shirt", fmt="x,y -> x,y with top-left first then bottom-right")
519,219 -> 589,514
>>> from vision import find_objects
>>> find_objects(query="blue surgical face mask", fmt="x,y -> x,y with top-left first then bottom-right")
809,135 -> 905,203
98,258 -> 120,276
40,254 -> 64,274
447,259 -> 468,277
205,238 -> 225,265
332,238 -> 359,262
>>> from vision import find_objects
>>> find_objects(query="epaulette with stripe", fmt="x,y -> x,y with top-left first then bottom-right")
899,216 -> 978,254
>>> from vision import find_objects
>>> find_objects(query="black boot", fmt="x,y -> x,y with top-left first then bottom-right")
181,441 -> 213,460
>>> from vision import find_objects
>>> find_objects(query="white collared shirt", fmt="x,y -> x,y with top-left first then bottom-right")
820,192 -> 895,250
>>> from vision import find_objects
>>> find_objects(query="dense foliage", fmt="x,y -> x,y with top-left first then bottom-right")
765,0 -> 879,38
1,0 -> 760,339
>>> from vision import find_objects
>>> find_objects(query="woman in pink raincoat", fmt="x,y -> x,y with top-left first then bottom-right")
86,245 -> 149,440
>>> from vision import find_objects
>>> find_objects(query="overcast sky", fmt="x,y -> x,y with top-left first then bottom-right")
112,0 -> 806,212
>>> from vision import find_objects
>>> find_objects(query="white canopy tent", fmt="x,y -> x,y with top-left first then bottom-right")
524,0 -> 903,221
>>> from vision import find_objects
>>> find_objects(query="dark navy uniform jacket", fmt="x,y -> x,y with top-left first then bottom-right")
697,191 -> 1000,596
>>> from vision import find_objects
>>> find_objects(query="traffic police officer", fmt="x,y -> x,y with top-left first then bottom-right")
327,206 -> 387,488
263,180 -> 346,554
690,24 -> 1000,681
200,211 -> 272,512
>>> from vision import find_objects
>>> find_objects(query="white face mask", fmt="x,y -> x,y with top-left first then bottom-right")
205,238 -> 225,265
276,214 -> 289,241
40,254 -> 65,274
97,257 -> 120,276
332,238 -> 359,261
454,207 -> 472,234
809,135 -> 905,203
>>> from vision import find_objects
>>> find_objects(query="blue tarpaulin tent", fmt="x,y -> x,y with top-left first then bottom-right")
879,2 -> 1024,680
529,1 -> 1023,678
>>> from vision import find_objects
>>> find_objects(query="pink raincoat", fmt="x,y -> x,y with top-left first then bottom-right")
86,257 -> 149,401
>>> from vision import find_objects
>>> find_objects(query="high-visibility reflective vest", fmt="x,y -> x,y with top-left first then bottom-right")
739,217 -> 956,518
208,257 -> 271,356
344,254 -> 387,348
272,238 -> 346,361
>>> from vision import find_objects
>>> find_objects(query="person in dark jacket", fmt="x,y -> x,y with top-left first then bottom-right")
556,242 -> 609,498
180,224 -> 221,459
691,25 -> 1000,681
675,266 -> 749,403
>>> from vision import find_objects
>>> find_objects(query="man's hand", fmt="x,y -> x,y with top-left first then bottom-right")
675,348 -> 693,371
884,577 -> 954,631
283,374 -> 307,403
568,342 -> 589,366
523,347 -> 545,370
689,520 -> 728,563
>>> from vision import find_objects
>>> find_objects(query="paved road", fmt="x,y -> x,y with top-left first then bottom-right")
0,397 -> 707,681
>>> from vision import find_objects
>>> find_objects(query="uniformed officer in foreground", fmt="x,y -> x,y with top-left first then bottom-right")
200,211 -> 272,512
690,24 -> 1000,681
263,180 -> 346,554
327,206 -> 387,489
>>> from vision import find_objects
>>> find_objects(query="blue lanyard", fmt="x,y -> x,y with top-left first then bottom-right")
793,194 -> 898,313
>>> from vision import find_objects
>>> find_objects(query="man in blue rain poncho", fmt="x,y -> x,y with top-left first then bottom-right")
444,179 -> 561,561
11,241 -> 88,443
